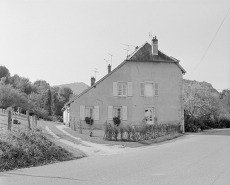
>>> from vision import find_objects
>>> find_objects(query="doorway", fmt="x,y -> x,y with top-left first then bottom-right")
144,107 -> 154,124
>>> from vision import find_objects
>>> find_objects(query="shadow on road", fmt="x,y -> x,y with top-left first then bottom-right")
3,172 -> 86,181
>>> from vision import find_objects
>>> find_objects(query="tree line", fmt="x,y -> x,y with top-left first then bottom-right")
0,65 -> 74,122
183,80 -> 230,131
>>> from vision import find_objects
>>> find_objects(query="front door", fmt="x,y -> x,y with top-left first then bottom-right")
145,108 -> 154,124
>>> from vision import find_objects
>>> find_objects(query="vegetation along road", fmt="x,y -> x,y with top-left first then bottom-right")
1,128 -> 230,185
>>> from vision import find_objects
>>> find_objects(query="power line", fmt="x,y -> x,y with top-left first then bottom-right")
188,7 -> 230,77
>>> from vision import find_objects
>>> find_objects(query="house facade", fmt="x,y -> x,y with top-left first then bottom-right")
63,37 -> 186,132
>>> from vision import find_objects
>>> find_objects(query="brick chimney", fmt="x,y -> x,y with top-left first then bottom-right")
108,64 -> 111,74
91,77 -> 95,86
152,36 -> 158,55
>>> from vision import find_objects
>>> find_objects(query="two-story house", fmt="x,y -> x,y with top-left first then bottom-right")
63,37 -> 186,132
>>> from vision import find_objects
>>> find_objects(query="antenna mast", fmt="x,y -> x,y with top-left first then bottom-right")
93,68 -> 99,79
108,53 -> 114,67
121,43 -> 136,58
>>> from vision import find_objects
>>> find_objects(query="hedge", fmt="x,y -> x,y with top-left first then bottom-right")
104,123 -> 181,142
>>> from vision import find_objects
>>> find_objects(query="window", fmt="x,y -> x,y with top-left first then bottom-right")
113,107 -> 121,118
140,82 -> 159,97
118,82 -> 127,96
113,82 -> 132,97
80,105 -> 99,121
108,106 -> 127,121
85,107 -> 93,118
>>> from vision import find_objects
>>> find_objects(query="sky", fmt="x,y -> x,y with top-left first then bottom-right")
0,0 -> 229,91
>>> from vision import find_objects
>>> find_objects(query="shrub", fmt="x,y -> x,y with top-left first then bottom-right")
113,116 -> 121,127
85,117 -> 94,125
104,123 -> 181,141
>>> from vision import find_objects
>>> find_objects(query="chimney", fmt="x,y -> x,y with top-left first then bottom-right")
108,64 -> 111,74
152,36 -> 158,55
91,77 -> 95,86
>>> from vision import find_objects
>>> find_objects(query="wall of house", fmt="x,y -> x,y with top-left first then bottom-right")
69,61 -> 183,129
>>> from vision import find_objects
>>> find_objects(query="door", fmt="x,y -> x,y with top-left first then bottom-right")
144,108 -> 154,124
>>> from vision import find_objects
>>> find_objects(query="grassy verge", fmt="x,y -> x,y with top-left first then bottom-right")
0,125 -> 85,172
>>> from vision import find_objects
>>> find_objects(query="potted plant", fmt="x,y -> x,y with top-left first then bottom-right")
113,116 -> 121,127
85,117 -> 94,136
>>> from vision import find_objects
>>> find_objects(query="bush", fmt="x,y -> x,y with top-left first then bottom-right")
104,123 -> 181,141
85,117 -> 94,125
113,116 -> 121,127
0,126 -> 76,172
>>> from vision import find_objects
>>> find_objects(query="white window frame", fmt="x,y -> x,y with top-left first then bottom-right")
113,106 -> 122,118
117,82 -> 128,96
108,106 -> 128,121
85,106 -> 94,118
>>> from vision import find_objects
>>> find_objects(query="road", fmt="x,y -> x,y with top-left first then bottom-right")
1,129 -> 230,185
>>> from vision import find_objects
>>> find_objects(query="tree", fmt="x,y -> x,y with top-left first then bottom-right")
183,83 -> 220,120
0,66 -> 10,80
0,84 -> 28,130
45,89 -> 52,116
220,90 -> 230,114
58,87 -> 73,103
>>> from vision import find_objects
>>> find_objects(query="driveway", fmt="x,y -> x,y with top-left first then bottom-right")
1,128 -> 230,185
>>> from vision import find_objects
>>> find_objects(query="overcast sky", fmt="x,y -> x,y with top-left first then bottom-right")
0,0 -> 229,91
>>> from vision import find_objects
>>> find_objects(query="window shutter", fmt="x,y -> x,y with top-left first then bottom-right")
94,106 -> 99,120
108,106 -> 113,121
80,106 -> 85,120
155,82 -> 159,96
128,82 -> 133,96
122,106 -> 127,121
140,83 -> 145,96
113,82 -> 118,96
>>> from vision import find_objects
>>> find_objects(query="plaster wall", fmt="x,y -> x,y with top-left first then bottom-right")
69,61 -> 183,129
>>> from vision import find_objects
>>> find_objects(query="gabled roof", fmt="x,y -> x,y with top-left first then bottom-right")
63,41 -> 186,109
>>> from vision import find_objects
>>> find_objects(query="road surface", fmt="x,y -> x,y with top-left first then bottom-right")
1,129 -> 230,185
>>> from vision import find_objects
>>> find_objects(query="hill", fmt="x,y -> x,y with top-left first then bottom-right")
183,79 -> 220,97
57,82 -> 89,95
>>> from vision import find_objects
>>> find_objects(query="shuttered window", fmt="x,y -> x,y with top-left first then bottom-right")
140,82 -> 159,97
113,82 -> 132,97
108,106 -> 128,121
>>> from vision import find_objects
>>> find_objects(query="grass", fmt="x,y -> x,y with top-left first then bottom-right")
0,112 -> 85,172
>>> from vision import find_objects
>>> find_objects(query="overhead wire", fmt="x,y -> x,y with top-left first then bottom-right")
188,7 -> 230,77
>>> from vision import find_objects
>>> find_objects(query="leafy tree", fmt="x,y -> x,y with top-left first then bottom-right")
0,66 -> 10,80
45,89 -> 52,116
58,87 -> 73,103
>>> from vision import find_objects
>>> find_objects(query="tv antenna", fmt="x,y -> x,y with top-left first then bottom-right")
121,43 -> 136,58
93,68 -> 99,79
108,53 -> 114,67
104,59 -> 109,66
149,32 -> 152,39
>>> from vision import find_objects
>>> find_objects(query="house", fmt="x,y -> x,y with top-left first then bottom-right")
63,37 -> 186,132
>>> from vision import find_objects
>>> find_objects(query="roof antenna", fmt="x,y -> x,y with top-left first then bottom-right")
104,59 -> 109,66
121,43 -> 136,58
108,53 -> 114,68
149,32 -> 152,39
93,68 -> 99,79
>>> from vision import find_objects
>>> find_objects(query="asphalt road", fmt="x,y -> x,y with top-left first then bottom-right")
1,129 -> 230,185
